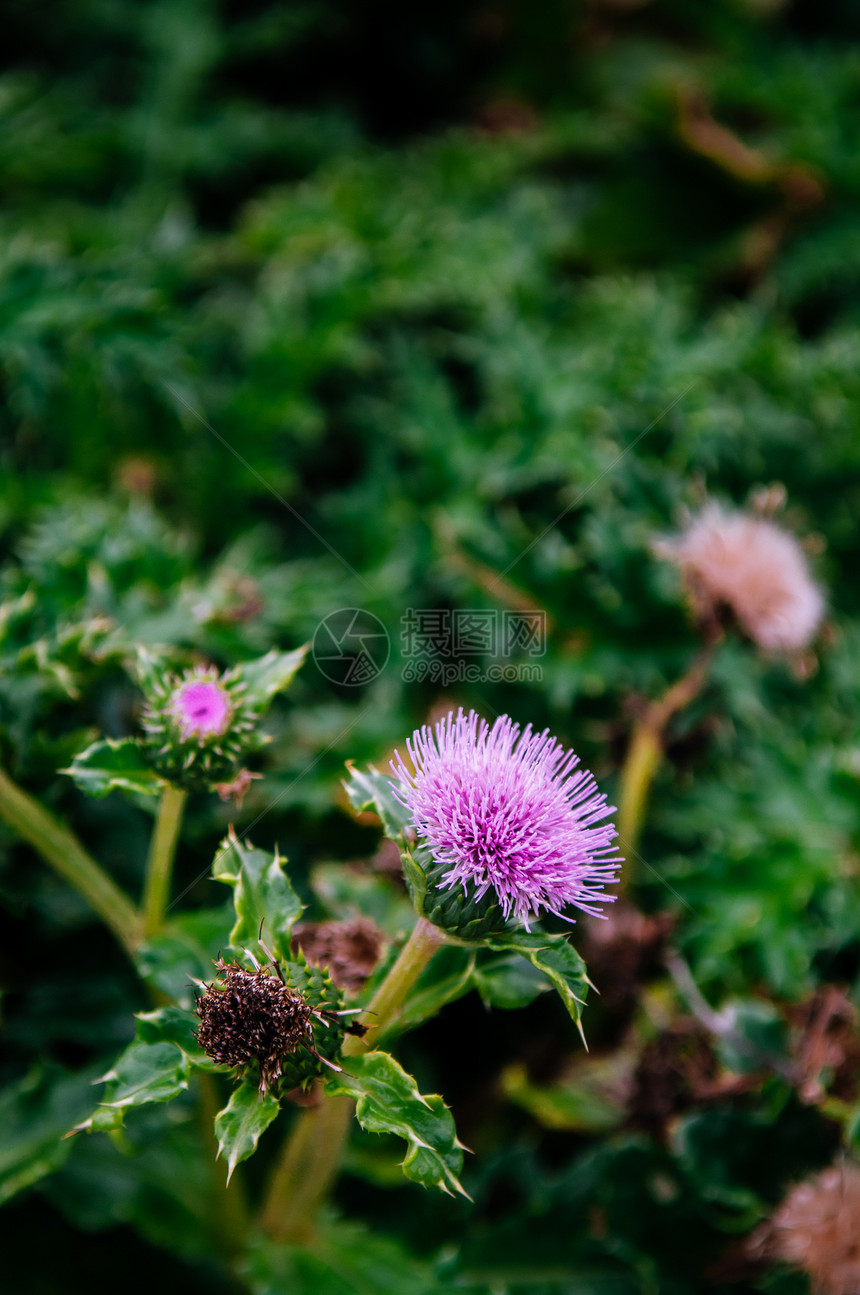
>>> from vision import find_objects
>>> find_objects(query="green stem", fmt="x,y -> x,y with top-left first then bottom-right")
259,1088 -> 353,1245
345,915 -> 447,1054
0,765 -> 140,957
616,724 -> 663,861
142,783 -> 187,937
260,916 -> 446,1242
198,1073 -> 250,1264
617,644 -> 716,887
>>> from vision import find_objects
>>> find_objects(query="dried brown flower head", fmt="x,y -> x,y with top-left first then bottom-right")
215,768 -> 263,809
195,957 -> 331,1093
578,901 -> 674,1013
769,1162 -> 860,1294
789,986 -> 860,1107
291,918 -> 384,993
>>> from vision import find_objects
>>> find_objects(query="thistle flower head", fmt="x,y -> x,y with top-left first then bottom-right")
195,956 -> 345,1093
657,502 -> 824,653
141,663 -> 259,791
391,709 -> 622,933
172,678 -> 232,738
769,1163 -> 860,1295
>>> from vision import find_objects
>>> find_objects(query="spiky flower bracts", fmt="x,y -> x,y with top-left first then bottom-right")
141,664 -> 261,792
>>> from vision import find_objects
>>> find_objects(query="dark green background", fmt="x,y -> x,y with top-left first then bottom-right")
2,2 -> 860,1291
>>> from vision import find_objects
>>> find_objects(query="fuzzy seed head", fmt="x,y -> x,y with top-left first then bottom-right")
391,708 -> 622,929
770,1163 -> 860,1295
657,503 -> 824,653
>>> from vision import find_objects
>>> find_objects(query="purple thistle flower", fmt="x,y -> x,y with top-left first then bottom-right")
171,677 -> 232,738
391,709 -> 622,928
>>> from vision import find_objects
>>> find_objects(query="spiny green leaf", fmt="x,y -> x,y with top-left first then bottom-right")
714,999 -> 790,1075
71,1014 -> 200,1136
392,945 -> 552,1038
0,1066 -> 98,1205
398,946 -> 476,1033
245,1217 -> 435,1295
62,736 -> 163,798
399,847 -> 428,912
214,1075 -> 280,1183
501,1058 -> 626,1133
236,645 -> 308,711
472,950 -> 551,1011
136,1006 -> 201,1055
134,647 -> 172,695
212,827 -> 304,962
326,1051 -> 469,1198
343,762 -> 413,841
487,930 -> 589,1040
135,903 -> 235,1008
98,1040 -> 191,1111
135,1006 -> 222,1073
70,1105 -> 125,1136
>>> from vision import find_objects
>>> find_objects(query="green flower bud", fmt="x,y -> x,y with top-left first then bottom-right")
404,848 -> 514,941
141,664 -> 259,792
277,957 -> 346,1091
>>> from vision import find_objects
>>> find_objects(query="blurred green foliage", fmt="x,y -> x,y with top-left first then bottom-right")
2,1 -> 860,1292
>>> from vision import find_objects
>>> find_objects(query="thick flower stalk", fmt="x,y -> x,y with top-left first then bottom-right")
391,708 -> 622,935
618,492 -> 826,864
141,664 -> 259,791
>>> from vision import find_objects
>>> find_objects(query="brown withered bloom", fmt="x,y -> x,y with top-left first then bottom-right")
789,986 -> 860,1106
215,768 -> 263,809
578,902 -> 674,1014
195,957 -> 334,1093
759,1162 -> 860,1295
291,918 -> 384,993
